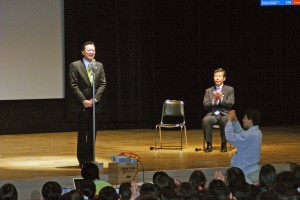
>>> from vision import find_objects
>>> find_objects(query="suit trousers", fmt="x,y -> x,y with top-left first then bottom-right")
77,108 -> 96,164
202,114 -> 228,144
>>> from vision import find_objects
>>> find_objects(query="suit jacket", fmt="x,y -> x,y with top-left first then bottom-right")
203,85 -> 235,116
69,59 -> 106,113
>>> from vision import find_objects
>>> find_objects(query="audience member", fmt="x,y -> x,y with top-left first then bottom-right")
189,170 -> 207,191
42,181 -> 62,200
274,171 -> 300,194
159,186 -> 177,200
271,182 -> 299,200
208,179 -> 228,200
259,164 -> 276,193
61,189 -> 84,200
119,182 -> 131,200
0,183 -> 18,200
81,162 -> 112,195
152,171 -> 169,184
135,193 -> 159,200
225,109 -> 262,184
139,183 -> 157,197
292,164 -> 300,180
80,179 -> 96,200
177,182 -> 193,198
98,186 -> 118,200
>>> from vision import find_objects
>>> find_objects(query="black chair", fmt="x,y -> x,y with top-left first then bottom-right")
155,100 -> 187,151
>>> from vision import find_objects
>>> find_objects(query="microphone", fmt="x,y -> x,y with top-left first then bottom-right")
91,59 -> 97,71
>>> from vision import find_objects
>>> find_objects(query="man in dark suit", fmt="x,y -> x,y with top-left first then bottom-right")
202,68 -> 234,153
69,41 -> 106,167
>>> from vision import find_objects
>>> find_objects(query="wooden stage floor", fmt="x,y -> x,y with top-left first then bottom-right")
0,127 -> 300,180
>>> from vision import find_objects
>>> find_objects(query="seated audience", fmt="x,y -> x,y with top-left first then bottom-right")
177,182 -> 193,198
61,189 -> 84,200
0,183 -> 18,200
81,162 -> 112,195
208,179 -> 229,200
119,182 -> 132,200
189,170 -> 207,191
258,164 -> 276,193
42,181 -> 62,200
98,186 -> 118,200
80,179 -> 96,200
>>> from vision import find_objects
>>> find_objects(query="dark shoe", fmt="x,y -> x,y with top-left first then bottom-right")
204,145 -> 213,153
221,143 -> 227,152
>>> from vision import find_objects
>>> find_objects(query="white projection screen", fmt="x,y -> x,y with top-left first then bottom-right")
0,0 -> 64,100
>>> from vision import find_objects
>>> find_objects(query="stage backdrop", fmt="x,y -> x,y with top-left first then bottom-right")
1,0 -> 299,134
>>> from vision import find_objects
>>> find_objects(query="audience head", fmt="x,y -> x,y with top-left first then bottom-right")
159,186 -> 177,200
41,181 -> 62,200
177,182 -> 193,198
98,186 -> 118,200
119,182 -> 132,200
271,182 -> 299,200
153,171 -> 169,184
0,183 -> 18,200
208,179 -> 228,200
80,179 -> 96,199
81,162 -> 100,180
154,173 -> 169,191
230,183 -> 251,200
135,193 -> 159,200
256,192 -> 276,200
189,170 -> 207,190
292,164 -> 300,180
139,183 -> 157,196
225,167 -> 247,188
259,164 -> 276,192
244,109 -> 261,126
274,171 -> 300,193
61,189 -> 84,200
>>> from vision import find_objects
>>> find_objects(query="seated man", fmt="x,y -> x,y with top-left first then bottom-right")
202,68 -> 235,152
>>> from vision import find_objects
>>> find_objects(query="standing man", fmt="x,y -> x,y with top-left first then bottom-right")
202,68 -> 235,152
225,110 -> 262,184
69,41 -> 106,168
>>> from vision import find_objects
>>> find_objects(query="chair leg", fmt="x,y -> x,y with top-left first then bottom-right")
159,127 -> 162,148
155,126 -> 158,150
184,125 -> 187,148
180,126 -> 183,151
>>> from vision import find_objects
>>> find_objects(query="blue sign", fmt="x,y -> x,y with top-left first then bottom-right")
261,0 -> 292,6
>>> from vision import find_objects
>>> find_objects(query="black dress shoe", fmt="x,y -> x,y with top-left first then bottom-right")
204,145 -> 213,152
221,143 -> 227,152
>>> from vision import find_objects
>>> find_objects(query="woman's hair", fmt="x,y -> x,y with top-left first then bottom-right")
259,164 -> 276,191
189,170 -> 207,189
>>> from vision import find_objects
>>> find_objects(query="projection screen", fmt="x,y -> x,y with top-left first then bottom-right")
0,0 -> 64,100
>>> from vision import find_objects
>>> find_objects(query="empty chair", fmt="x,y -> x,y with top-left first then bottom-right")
155,100 -> 187,151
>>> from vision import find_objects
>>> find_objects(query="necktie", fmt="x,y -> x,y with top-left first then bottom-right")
87,64 -> 93,85
214,87 -> 221,115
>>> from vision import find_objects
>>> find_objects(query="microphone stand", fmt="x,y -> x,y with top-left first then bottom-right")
91,61 -> 103,169
92,66 -> 96,162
